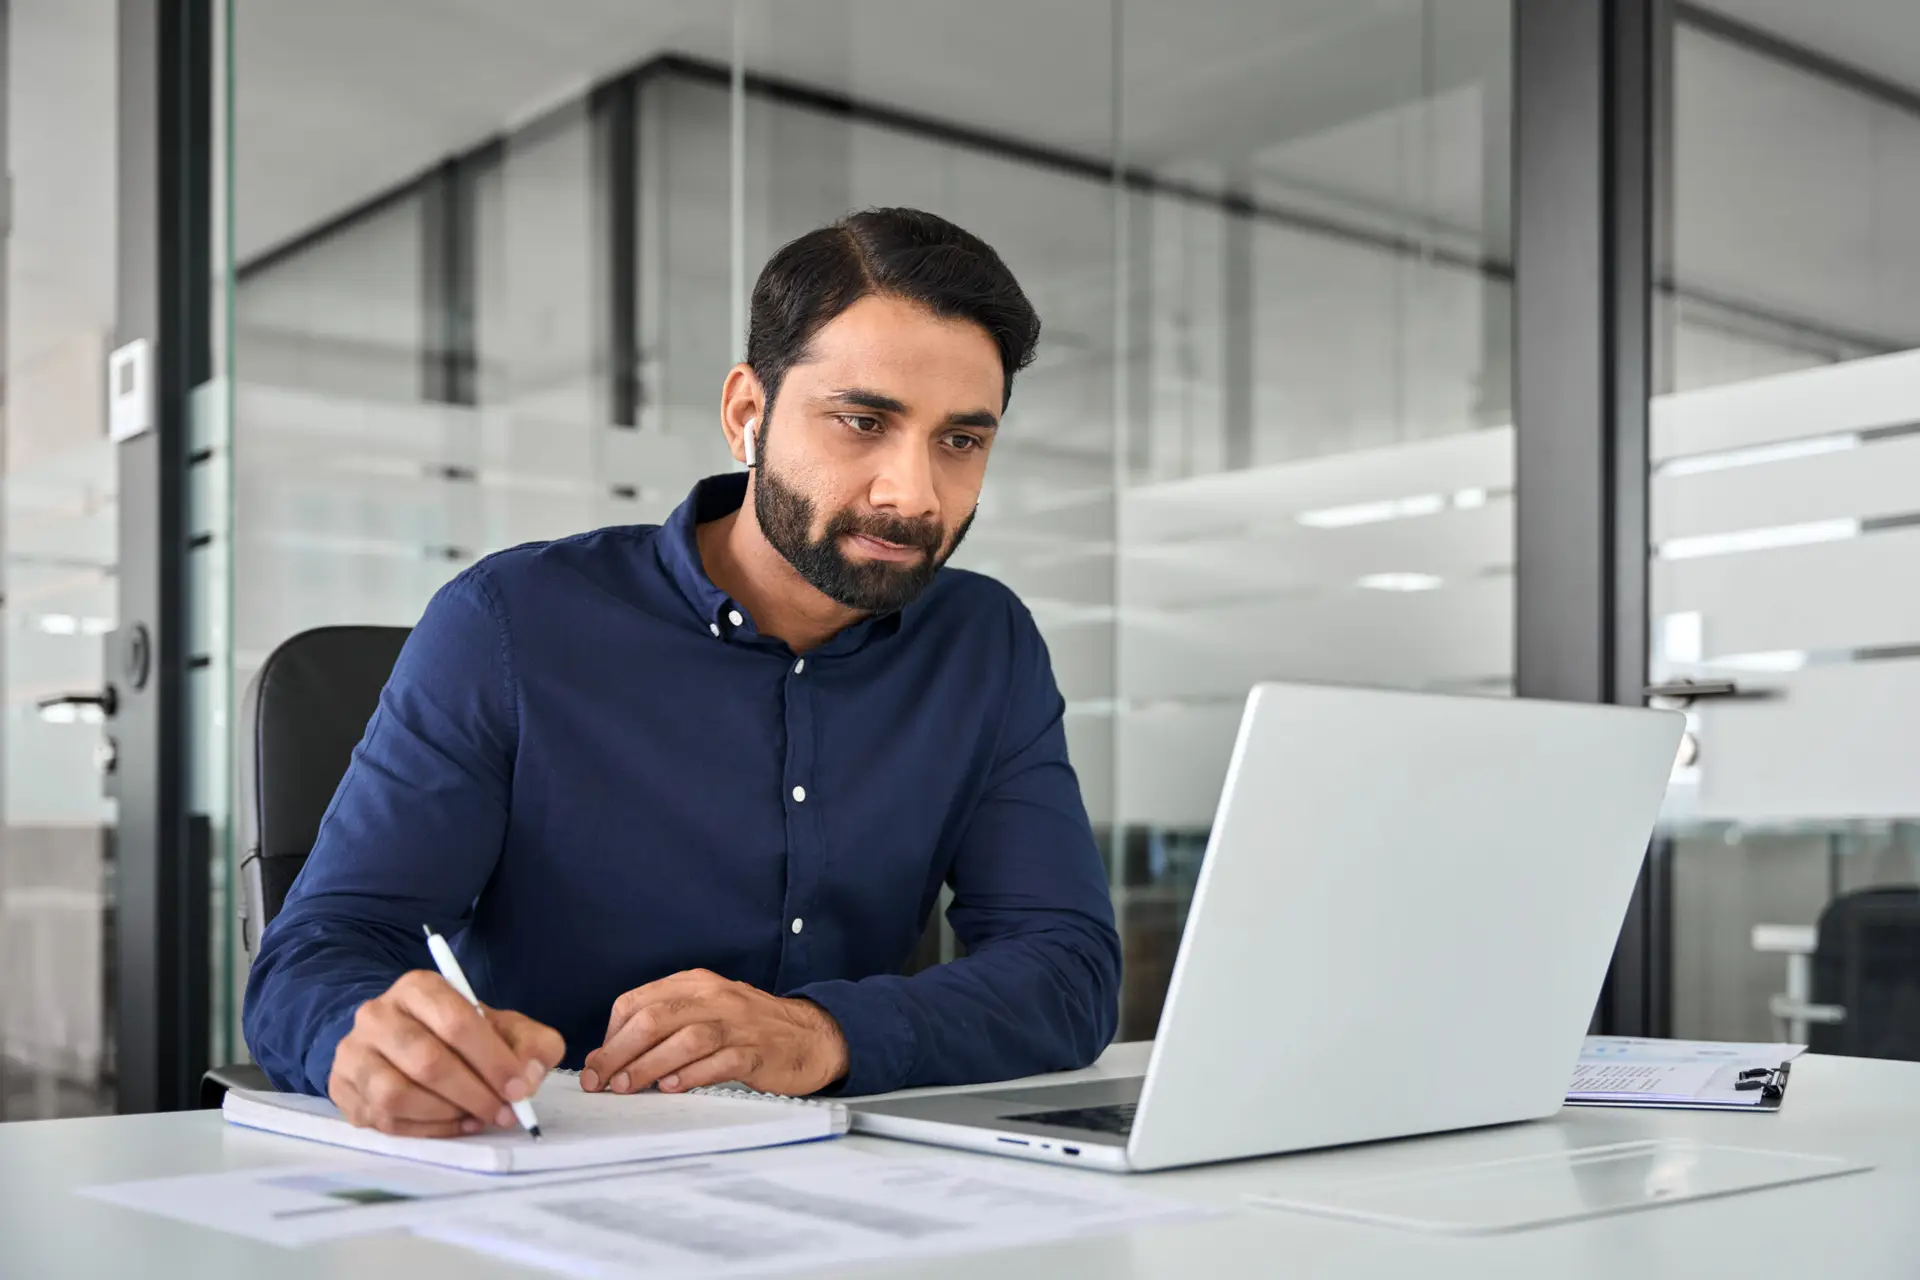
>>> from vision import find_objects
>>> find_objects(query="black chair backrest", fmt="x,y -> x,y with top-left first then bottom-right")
239,625 -> 411,952
1809,885 -> 1920,1062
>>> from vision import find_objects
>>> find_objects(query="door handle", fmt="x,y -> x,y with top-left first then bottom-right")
36,688 -> 118,717
1644,679 -> 1780,706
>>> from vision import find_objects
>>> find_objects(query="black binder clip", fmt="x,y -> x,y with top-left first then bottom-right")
1733,1063 -> 1790,1101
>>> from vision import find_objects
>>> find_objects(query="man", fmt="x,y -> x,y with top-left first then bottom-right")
243,207 -> 1122,1136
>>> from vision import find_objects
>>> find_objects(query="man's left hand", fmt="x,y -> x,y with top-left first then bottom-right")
580,970 -> 849,1096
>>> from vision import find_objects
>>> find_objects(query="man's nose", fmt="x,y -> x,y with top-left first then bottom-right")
868,436 -> 939,521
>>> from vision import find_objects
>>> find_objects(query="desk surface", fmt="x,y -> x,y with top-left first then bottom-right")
4,1044 -> 1918,1279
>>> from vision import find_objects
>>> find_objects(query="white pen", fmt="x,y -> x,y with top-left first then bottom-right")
422,924 -> 543,1140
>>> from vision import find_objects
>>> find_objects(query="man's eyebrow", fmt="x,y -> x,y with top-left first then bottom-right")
822,388 -> 998,430
824,388 -> 909,414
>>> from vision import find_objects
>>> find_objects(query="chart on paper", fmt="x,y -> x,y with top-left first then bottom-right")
416,1144 -> 1214,1279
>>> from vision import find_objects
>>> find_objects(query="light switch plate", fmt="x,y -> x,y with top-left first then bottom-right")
107,339 -> 152,443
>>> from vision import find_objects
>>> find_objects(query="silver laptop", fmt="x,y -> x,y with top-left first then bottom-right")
851,681 -> 1684,1172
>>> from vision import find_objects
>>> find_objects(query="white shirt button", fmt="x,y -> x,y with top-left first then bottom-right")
791,917 -> 804,935
708,622 -> 720,637
793,658 -> 805,674
791,785 -> 807,803
728,609 -> 744,627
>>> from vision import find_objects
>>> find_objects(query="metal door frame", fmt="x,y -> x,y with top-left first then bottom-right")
112,0 -> 212,1113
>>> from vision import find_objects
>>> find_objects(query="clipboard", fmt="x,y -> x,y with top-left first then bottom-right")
1566,1060 -> 1794,1111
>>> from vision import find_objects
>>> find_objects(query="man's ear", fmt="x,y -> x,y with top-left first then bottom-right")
720,364 -> 764,467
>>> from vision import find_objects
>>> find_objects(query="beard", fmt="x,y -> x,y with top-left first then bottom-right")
753,458 -> 974,614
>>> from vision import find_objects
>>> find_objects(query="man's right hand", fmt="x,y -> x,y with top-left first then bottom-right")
327,969 -> 565,1136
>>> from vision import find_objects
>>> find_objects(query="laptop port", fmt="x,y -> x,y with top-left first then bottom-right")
996,1137 -> 1029,1146
1063,1147 -> 1081,1156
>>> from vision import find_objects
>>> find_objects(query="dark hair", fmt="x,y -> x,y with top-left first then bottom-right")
744,207 -> 1041,418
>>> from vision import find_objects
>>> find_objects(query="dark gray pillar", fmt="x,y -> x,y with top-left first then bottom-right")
1513,0 -> 1659,1034
113,0 -> 212,1112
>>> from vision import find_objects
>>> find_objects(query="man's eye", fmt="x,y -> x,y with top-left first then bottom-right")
837,414 -> 883,434
945,433 -> 983,453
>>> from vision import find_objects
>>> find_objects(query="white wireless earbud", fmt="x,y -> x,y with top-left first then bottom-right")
743,416 -> 758,467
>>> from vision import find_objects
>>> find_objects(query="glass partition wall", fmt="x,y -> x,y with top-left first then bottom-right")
0,0 -> 122,1120
1653,8 -> 1920,1052
216,0 -> 1514,1051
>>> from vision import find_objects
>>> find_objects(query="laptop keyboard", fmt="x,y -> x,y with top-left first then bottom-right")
1011,1101 -> 1138,1136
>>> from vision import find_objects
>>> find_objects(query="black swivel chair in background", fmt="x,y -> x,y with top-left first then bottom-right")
199,626 -> 412,1106
1808,886 -> 1920,1062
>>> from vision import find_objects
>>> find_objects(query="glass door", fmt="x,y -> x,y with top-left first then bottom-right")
1653,6 -> 1920,1058
0,0 -> 122,1120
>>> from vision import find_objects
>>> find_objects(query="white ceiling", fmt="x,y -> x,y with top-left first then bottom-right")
11,0 -> 1920,382
232,0 -> 1507,264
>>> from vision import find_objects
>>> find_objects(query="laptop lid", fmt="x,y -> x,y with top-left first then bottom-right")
1126,683 -> 1684,1171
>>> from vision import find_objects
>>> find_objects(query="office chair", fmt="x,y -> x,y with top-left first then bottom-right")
1808,886 -> 1920,1061
1758,886 -> 1920,1062
199,626 -> 412,1106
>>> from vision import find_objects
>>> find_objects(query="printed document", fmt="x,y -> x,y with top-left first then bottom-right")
414,1144 -> 1214,1278
82,1154 -> 684,1246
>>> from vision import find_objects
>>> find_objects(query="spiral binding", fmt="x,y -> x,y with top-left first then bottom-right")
549,1068 -> 837,1108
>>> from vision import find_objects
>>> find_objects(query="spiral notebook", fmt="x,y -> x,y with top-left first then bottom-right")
222,1071 -> 849,1173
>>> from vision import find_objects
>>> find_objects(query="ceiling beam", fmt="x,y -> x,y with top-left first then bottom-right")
1676,2 -> 1920,120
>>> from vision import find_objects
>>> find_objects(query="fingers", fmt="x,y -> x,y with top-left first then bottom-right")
332,1037 -> 503,1135
349,998 -> 514,1129
604,970 -> 719,1041
489,1008 -> 566,1084
333,1073 -> 477,1138
657,1046 -> 764,1094
584,993 -> 713,1091
611,1023 -> 729,1094
392,970 -> 539,1106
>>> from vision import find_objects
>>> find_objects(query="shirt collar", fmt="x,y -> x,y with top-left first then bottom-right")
656,473 -> 910,654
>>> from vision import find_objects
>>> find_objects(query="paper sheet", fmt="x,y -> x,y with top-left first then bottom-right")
1566,1062 -> 1721,1100
81,1155 -> 698,1246
414,1144 -> 1215,1279
1580,1037 -> 1806,1066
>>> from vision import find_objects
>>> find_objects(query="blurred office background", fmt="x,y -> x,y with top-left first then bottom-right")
4,0 -> 1919,1118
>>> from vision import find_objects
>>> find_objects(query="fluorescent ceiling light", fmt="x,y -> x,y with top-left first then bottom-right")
1297,488 -> 1499,529
1704,649 -> 1808,673
1298,493 -> 1444,528
1660,433 -> 1859,477
1658,519 -> 1859,560
1357,572 -> 1443,592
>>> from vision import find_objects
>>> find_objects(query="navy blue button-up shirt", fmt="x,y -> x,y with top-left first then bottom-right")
243,473 -> 1121,1097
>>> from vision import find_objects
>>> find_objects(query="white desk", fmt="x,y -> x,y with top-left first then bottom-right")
4,1044 -> 1918,1279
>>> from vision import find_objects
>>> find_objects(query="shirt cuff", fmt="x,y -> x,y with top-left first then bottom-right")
296,1005 -> 363,1097
788,977 -> 918,1096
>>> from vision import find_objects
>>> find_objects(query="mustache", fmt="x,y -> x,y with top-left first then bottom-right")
824,508 -> 945,556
